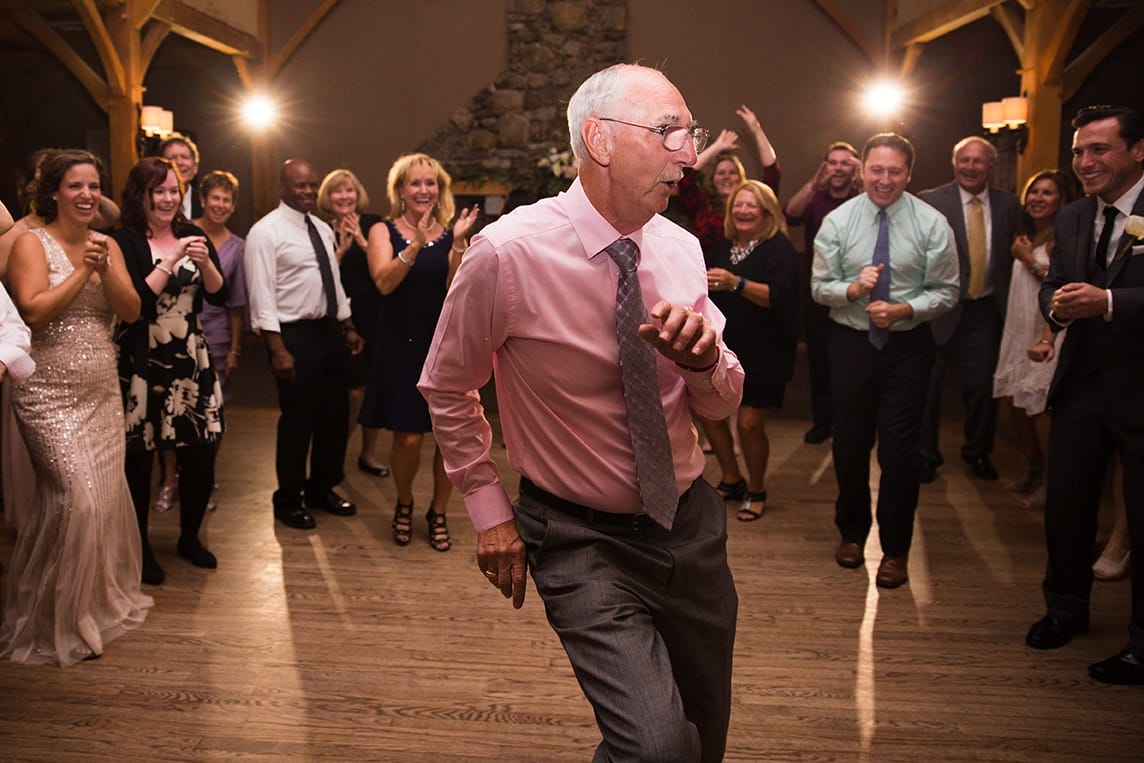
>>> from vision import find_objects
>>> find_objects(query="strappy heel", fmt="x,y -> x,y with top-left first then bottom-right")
426,508 -> 452,552
737,490 -> 767,522
715,478 -> 747,502
392,500 -> 413,546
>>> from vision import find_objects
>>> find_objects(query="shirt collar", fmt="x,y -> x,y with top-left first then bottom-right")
1097,172 -> 1144,219
278,201 -> 312,226
958,185 -> 988,207
559,178 -> 646,259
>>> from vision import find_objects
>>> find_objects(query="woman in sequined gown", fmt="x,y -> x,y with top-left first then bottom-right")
1,149 -> 151,667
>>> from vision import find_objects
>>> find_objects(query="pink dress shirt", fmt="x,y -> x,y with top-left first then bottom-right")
418,179 -> 743,532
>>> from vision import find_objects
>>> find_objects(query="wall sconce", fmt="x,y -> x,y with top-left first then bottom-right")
140,105 -> 174,138
981,95 -> 1028,154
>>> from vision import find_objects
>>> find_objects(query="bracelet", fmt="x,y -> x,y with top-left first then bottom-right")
154,264 -> 174,277
734,277 -> 747,295
341,324 -> 357,334
451,244 -> 467,254
228,349 -> 241,356
397,251 -> 413,267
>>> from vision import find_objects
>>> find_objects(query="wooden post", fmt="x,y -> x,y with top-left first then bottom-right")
105,1 -> 143,199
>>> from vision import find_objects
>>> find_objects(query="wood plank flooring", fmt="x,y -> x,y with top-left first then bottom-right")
1,405 -> 1141,761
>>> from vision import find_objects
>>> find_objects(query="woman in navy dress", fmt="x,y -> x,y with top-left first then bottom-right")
361,153 -> 477,551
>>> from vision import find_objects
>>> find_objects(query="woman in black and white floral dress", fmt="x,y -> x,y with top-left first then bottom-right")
114,156 -> 228,585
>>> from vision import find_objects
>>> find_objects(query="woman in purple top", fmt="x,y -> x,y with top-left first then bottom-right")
194,170 -> 246,512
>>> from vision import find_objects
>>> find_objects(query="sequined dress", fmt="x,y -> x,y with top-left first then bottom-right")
1,229 -> 153,666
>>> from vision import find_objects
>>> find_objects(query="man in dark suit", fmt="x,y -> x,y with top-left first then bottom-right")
1025,105 -> 1144,686
918,138 -> 1021,482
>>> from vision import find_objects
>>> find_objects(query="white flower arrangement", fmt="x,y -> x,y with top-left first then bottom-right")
537,148 -> 578,179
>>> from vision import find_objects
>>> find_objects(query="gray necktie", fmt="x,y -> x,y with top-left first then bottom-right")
604,238 -> 678,530
869,209 -> 891,350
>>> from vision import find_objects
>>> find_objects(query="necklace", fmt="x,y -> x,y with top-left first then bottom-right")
729,239 -> 758,264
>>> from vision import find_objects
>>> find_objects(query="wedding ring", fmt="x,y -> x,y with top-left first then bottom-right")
484,570 -> 497,579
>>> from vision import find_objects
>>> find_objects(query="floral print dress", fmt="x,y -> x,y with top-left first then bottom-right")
114,228 -> 225,452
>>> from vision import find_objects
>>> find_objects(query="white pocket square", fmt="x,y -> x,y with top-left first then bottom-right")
1132,244 -> 1144,256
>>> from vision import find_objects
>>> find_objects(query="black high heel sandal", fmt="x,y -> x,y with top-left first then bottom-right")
426,508 -> 452,552
737,490 -> 767,522
715,478 -> 747,502
392,500 -> 413,546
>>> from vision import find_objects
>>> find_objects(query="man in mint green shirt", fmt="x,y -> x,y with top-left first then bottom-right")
810,132 -> 958,589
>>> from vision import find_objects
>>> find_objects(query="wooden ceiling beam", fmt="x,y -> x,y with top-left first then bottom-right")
267,0 -> 339,77
8,6 -> 110,110
150,0 -> 263,59
811,0 -> 879,64
140,19 -> 171,73
891,0 -> 1000,47
1061,3 -> 1144,100
990,2 -> 1024,61
132,0 -> 163,30
70,0 -> 127,96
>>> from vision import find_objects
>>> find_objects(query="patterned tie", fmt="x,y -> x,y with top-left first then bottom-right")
305,215 -> 339,319
1094,206 -> 1119,271
869,209 -> 891,350
967,196 -> 987,298
604,238 -> 678,529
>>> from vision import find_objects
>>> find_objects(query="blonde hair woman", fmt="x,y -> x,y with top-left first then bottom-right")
360,154 -> 477,551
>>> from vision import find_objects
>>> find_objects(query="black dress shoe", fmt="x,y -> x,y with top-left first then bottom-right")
275,506 -> 317,529
305,490 -> 357,516
1089,649 -> 1144,685
141,548 -> 165,586
177,536 -> 218,569
357,457 -> 391,478
965,455 -> 999,480
804,425 -> 832,444
1025,614 -> 1089,650
918,460 -> 938,484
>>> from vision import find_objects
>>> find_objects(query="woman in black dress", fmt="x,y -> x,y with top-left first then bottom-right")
361,153 -> 477,551
114,156 -> 228,584
704,180 -> 800,521
316,169 -> 389,478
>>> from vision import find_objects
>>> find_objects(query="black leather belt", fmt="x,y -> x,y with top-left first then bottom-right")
519,477 -> 650,530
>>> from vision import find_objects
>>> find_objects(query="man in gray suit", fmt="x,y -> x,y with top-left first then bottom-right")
918,137 -> 1021,483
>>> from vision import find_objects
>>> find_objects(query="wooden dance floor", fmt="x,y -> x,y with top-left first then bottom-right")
1,389 -> 1142,760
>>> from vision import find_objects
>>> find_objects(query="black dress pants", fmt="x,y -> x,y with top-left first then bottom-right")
920,296 -> 1002,465
803,292 -> 835,432
1043,379 -> 1144,651
829,324 -> 934,557
272,319 -> 350,511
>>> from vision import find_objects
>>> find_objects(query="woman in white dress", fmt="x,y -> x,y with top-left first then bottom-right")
992,169 -> 1078,509
2,149 -> 151,666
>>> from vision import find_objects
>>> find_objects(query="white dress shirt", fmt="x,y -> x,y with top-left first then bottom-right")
0,283 -> 34,382
243,202 -> 352,334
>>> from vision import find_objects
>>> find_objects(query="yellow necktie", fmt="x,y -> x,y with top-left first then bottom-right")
967,197 -> 986,299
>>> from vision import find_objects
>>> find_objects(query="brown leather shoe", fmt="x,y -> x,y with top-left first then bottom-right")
875,555 -> 909,588
835,540 -> 864,569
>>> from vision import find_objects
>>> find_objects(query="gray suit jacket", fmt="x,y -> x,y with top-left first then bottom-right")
918,181 -> 1021,345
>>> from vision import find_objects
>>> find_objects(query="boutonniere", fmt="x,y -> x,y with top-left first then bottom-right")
1114,214 -> 1144,260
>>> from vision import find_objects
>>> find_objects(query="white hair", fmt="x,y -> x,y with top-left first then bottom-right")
566,64 -> 666,160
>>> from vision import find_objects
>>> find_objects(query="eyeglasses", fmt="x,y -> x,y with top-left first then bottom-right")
599,118 -> 710,153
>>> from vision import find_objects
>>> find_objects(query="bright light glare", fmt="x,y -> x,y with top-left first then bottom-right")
242,93 -> 277,128
862,80 -> 904,117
